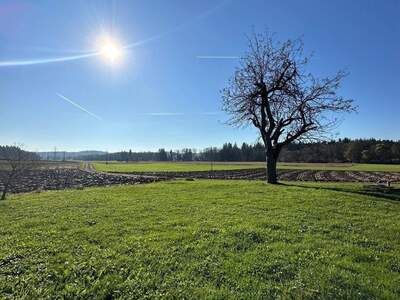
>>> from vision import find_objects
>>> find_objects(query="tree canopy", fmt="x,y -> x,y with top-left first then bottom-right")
222,31 -> 355,182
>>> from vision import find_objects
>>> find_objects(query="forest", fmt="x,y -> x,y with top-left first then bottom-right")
72,138 -> 400,164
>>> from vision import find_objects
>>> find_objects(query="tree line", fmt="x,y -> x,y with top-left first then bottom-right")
2,139 -> 399,164
70,138 -> 400,164
0,146 -> 40,161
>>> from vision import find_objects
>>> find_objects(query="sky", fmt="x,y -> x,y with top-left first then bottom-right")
0,0 -> 399,152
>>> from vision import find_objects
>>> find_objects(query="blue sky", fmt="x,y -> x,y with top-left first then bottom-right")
1,0 -> 399,151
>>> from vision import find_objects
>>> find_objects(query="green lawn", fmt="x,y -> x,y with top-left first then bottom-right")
93,162 -> 265,172
1,180 -> 399,299
94,161 -> 400,173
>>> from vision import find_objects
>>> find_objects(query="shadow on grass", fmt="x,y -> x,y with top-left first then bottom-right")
282,182 -> 400,202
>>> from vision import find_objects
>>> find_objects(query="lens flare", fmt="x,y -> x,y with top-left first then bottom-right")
0,1 -> 229,68
98,37 -> 123,64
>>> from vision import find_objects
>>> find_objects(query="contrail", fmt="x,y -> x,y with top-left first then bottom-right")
0,0 -> 230,67
137,112 -> 185,116
197,56 -> 239,59
200,112 -> 220,115
0,52 -> 100,67
57,93 -> 102,120
28,46 -> 96,54
124,0 -> 231,50
135,112 -> 219,116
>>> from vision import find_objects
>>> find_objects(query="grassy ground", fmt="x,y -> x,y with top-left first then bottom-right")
93,161 -> 400,173
93,161 -> 264,172
1,180 -> 399,299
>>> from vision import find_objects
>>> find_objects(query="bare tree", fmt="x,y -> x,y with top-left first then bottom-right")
0,146 -> 39,200
222,32 -> 355,183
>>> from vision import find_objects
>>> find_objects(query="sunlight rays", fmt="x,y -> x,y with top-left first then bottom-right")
0,0 -> 230,68
0,52 -> 100,67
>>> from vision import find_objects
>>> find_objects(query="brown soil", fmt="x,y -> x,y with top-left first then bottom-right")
113,168 -> 400,183
0,168 -> 165,194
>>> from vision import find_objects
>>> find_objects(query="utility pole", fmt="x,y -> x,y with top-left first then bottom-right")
210,147 -> 214,179
53,147 -> 57,161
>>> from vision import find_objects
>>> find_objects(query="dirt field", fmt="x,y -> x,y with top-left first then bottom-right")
114,168 -> 400,183
0,168 -> 164,194
94,161 -> 400,173
2,162 -> 400,195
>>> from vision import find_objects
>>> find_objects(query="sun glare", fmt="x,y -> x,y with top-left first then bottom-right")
98,37 -> 123,64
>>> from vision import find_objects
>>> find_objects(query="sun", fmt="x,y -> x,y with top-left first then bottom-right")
97,37 -> 123,64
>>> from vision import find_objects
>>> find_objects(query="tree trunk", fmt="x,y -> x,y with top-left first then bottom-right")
1,188 -> 6,200
1,179 -> 8,200
1,171 -> 14,200
266,151 -> 278,184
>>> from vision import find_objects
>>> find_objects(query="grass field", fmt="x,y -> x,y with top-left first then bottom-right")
1,180 -> 399,298
93,162 -> 264,172
93,161 -> 400,173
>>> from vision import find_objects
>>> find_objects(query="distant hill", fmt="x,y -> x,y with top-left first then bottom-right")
36,151 -> 107,160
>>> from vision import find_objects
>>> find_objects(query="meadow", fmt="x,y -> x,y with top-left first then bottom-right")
1,180 -> 399,299
93,161 -> 400,173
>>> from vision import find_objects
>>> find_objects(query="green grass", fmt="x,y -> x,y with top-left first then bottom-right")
93,161 -> 265,172
1,180 -> 400,299
94,161 -> 400,173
